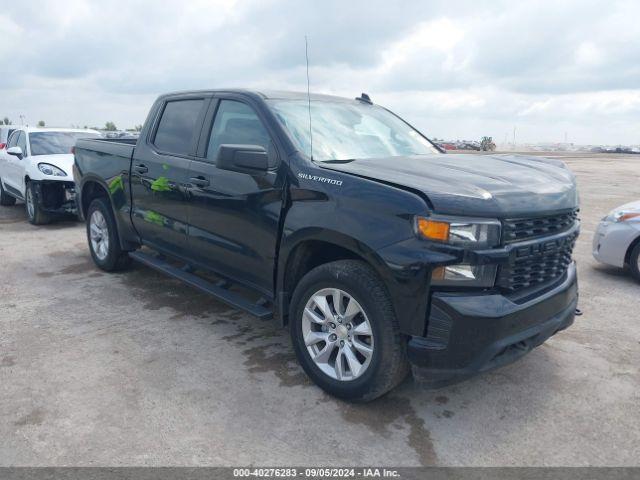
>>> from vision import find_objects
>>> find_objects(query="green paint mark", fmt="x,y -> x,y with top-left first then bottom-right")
144,210 -> 164,226
150,176 -> 171,192
108,176 -> 124,195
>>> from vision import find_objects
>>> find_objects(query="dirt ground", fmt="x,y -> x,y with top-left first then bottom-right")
1,153 -> 639,466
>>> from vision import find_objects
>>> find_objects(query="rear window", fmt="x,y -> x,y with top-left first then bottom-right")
29,132 -> 100,156
153,99 -> 205,155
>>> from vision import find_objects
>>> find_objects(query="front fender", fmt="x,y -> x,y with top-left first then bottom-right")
24,161 -> 46,183
277,164 -> 435,336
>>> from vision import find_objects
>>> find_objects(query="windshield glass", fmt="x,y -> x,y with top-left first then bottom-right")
29,131 -> 100,156
267,99 -> 439,161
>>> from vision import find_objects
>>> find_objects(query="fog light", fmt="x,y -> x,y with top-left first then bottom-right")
431,264 -> 497,287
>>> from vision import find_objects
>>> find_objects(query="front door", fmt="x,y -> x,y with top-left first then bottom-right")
130,96 -> 209,257
186,97 -> 285,296
4,131 -> 27,197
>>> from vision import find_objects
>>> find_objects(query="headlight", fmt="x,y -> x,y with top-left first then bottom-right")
431,263 -> 497,287
415,215 -> 501,248
38,163 -> 67,177
606,210 -> 640,223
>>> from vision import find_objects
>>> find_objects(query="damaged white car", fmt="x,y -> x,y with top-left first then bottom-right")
0,127 -> 101,224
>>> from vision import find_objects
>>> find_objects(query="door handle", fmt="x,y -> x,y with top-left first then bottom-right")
133,164 -> 148,174
190,176 -> 210,188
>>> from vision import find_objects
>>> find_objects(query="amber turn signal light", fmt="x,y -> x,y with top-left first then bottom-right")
416,217 -> 450,242
620,212 -> 640,222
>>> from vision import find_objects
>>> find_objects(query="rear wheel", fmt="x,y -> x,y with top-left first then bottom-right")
25,181 -> 51,225
629,242 -> 640,282
87,197 -> 132,271
0,179 -> 17,206
290,260 -> 409,402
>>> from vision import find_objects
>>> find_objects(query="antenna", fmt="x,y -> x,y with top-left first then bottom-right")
305,35 -> 313,161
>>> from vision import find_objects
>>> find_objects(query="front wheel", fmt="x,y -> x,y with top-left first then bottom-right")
290,260 -> 409,402
25,182 -> 51,225
86,197 -> 132,271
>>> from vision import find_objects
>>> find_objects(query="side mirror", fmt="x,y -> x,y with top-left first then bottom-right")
6,146 -> 23,159
216,144 -> 269,173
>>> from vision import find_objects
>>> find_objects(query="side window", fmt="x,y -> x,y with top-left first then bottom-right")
7,131 -> 19,148
17,132 -> 27,153
153,99 -> 205,155
207,100 -> 276,167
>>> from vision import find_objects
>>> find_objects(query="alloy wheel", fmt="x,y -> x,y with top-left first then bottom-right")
26,187 -> 35,219
301,288 -> 374,381
89,210 -> 110,261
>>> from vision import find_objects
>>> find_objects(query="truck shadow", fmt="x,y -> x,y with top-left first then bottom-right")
115,260 -> 561,466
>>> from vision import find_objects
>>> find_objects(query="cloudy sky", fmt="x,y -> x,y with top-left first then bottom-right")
1,0 -> 638,145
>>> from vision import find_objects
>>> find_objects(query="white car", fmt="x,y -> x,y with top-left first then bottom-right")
0,127 -> 101,224
593,200 -> 640,281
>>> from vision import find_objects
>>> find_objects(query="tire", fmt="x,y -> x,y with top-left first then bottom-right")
86,197 -> 132,271
25,181 -> 51,225
0,179 -> 16,206
629,242 -> 640,282
289,260 -> 409,402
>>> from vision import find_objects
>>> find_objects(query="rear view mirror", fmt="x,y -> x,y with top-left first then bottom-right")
6,146 -> 23,159
216,144 -> 269,173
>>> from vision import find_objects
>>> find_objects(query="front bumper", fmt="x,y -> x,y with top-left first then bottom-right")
31,180 -> 78,215
408,261 -> 578,387
592,220 -> 639,268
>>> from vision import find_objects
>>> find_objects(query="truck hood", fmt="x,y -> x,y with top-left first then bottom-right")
320,153 -> 578,217
32,154 -> 75,180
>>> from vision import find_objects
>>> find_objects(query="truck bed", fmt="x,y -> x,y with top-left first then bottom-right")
75,137 -> 137,159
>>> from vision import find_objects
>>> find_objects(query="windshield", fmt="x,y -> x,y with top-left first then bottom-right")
29,131 -> 100,156
267,99 -> 439,161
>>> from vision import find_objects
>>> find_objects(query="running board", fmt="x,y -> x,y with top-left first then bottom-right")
129,251 -> 273,320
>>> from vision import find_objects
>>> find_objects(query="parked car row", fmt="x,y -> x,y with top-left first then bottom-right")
0,90 -> 637,402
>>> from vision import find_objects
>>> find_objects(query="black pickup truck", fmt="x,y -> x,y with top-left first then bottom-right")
74,89 -> 579,401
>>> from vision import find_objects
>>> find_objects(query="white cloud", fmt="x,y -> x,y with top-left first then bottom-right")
0,0 -> 638,144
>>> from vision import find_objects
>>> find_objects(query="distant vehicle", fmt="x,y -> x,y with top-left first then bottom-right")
593,200 -> 640,281
462,141 -> 481,151
74,89 -> 579,401
481,136 -> 496,152
0,125 -> 18,151
0,127 -> 101,224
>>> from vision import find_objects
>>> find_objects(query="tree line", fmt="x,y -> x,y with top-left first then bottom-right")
1,118 -> 142,131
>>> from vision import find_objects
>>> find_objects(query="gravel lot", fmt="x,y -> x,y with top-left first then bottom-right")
1,153 -> 639,466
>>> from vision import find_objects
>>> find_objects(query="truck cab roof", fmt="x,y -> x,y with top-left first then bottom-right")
158,89 -> 366,104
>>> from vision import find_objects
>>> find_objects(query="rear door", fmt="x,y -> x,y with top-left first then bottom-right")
130,95 -> 209,257
186,96 -> 286,296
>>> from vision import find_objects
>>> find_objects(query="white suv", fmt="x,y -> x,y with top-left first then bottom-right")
0,127 -> 101,224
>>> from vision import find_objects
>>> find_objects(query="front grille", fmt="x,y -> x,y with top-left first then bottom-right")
503,209 -> 579,244
497,229 -> 578,292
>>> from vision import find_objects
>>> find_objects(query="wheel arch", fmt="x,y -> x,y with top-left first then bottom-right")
80,178 -> 110,219
624,233 -> 640,266
276,229 -> 391,326
79,175 -> 140,251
